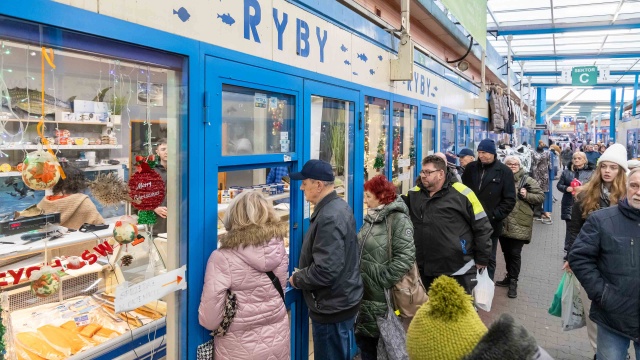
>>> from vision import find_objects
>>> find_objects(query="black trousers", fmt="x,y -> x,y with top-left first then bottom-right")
421,272 -> 477,296
563,219 -> 571,255
498,236 -> 525,281
487,236 -> 499,280
355,334 -> 378,360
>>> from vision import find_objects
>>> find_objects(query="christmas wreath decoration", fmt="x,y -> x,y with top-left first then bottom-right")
129,157 -> 165,225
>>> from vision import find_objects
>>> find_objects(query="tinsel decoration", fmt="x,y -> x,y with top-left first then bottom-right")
88,172 -> 134,206
129,160 -> 164,225
120,254 -> 133,267
373,136 -> 385,170
137,211 -> 157,225
409,135 -> 416,167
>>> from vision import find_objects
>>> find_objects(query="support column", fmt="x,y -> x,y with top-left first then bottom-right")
634,74 -> 638,116
535,87 -> 546,145
619,87 -> 625,124
610,88 -> 617,144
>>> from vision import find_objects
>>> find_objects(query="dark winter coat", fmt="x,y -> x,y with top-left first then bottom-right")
292,191 -> 364,323
464,314 -> 554,360
561,148 -> 573,167
501,170 -> 545,242
556,164 -> 594,220
569,199 -> 640,342
531,150 -> 551,191
565,193 -> 611,260
355,196 -> 415,338
402,172 -> 493,276
461,158 -> 517,238
585,150 -> 601,167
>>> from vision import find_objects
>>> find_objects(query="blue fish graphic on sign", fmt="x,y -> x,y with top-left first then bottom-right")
340,45 -> 348,52
378,55 -> 383,61
357,53 -> 368,62
431,93 -> 436,97
344,60 -> 351,65
434,86 -> 439,91
173,7 -> 191,22
217,13 -> 235,26
353,72 -> 358,76
369,69 -> 375,75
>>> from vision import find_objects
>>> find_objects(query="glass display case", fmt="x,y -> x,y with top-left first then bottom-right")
391,103 -> 416,194
0,16 -> 184,359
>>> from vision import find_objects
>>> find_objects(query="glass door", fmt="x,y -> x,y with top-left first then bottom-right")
417,105 -> 437,179
304,81 -> 358,210
457,113 -> 470,154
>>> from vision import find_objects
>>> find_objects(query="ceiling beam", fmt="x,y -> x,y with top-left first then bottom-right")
531,83 -> 637,87
491,21 -> 640,36
521,71 -> 640,76
513,53 -> 640,61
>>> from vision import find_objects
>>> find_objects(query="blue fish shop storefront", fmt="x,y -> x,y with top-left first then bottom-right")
0,0 -> 488,359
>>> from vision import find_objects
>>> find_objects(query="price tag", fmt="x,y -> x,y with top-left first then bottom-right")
74,314 -> 90,327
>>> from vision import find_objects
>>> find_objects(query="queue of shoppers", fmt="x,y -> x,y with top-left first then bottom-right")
199,137 -> 640,360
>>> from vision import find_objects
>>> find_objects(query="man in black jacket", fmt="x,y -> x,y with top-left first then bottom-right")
462,139 -> 517,281
569,168 -> 640,360
403,155 -> 493,295
289,159 -> 363,360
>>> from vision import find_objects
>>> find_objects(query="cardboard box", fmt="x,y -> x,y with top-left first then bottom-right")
73,100 -> 96,113
55,111 -> 76,122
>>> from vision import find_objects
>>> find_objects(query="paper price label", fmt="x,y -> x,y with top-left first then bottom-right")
74,314 -> 90,327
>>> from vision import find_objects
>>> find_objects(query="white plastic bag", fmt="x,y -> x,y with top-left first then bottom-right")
473,268 -> 494,312
561,273 -> 586,331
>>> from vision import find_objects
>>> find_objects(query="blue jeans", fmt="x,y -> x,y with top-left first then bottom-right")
597,325 -> 640,360
312,316 -> 355,360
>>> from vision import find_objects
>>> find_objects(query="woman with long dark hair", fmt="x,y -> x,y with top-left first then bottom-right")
564,144 -> 629,358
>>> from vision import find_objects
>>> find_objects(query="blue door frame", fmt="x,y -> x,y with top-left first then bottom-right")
416,104 -> 438,178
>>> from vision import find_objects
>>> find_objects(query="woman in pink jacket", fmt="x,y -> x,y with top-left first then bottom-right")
198,191 -> 290,359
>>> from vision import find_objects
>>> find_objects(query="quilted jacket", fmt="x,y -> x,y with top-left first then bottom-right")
556,164 -> 594,220
501,170 -> 545,242
198,222 -> 289,360
356,196 -> 415,338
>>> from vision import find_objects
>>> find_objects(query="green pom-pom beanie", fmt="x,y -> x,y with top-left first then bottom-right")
406,275 -> 487,360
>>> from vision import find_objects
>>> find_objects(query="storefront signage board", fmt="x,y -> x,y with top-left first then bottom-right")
572,66 -> 598,86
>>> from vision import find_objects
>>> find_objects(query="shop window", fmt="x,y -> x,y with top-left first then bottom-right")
221,85 -> 294,156
391,103 -> 416,194
310,96 -> 354,205
440,112 -> 455,155
422,114 -> 436,159
457,117 -> 468,153
473,119 -> 488,152
364,97 -> 389,181
0,17 -> 183,358
217,168 -> 291,254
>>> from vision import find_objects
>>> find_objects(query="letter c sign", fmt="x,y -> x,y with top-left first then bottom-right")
580,73 -> 589,83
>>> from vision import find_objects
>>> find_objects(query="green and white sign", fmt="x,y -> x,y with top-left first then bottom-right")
572,66 -> 598,86
440,0 -> 487,49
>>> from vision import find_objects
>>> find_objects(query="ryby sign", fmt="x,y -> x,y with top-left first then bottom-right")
572,66 -> 597,86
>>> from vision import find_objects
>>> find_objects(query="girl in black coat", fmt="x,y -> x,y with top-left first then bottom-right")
556,152 -> 593,248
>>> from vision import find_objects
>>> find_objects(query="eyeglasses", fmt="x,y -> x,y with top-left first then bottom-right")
420,169 -> 442,176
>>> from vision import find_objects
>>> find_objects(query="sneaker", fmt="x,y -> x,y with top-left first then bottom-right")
542,218 -> 553,225
508,279 -> 518,298
534,217 -> 542,221
495,275 -> 510,287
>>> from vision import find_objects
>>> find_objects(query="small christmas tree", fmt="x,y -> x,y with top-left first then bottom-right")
374,136 -> 385,171
409,135 -> 416,166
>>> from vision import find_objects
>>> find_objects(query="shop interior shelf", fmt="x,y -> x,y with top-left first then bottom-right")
216,192 -> 291,212
0,144 -> 122,150
0,164 -> 123,177
0,119 -> 110,125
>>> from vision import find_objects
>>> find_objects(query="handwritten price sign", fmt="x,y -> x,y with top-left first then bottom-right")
115,265 -> 187,313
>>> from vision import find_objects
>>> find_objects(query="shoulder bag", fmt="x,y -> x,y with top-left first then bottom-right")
196,289 -> 238,360
385,214 -> 428,318
376,289 -> 409,360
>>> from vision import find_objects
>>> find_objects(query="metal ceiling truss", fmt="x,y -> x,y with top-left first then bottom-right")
492,21 -> 640,36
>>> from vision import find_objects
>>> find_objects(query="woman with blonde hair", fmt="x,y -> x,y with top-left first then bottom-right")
199,191 -> 289,360
564,144 -> 629,357
557,151 -> 593,256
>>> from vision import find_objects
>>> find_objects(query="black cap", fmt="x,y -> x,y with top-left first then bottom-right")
290,159 -> 335,181
457,148 -> 474,157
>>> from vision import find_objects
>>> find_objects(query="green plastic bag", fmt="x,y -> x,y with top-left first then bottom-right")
548,272 -> 567,317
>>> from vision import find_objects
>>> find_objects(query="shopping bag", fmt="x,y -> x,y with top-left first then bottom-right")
473,268 -> 494,312
548,273 -> 566,317
561,273 -> 586,331
196,338 -> 215,360
376,289 -> 409,360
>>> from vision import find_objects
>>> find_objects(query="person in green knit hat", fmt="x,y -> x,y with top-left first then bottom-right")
406,276 -> 487,359
406,275 -> 554,360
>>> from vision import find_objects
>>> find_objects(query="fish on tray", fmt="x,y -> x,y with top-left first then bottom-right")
2,87 -> 74,115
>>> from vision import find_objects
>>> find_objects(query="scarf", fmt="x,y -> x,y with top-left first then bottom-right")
367,204 -> 385,218
601,184 -> 611,208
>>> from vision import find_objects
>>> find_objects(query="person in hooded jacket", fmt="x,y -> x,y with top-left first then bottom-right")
565,144 -> 629,357
495,156 -> 544,299
561,145 -> 573,170
198,191 -> 289,360
556,151 -> 593,255
531,141 -> 552,224
569,167 -> 640,360
461,139 -> 517,280
355,175 -> 415,360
